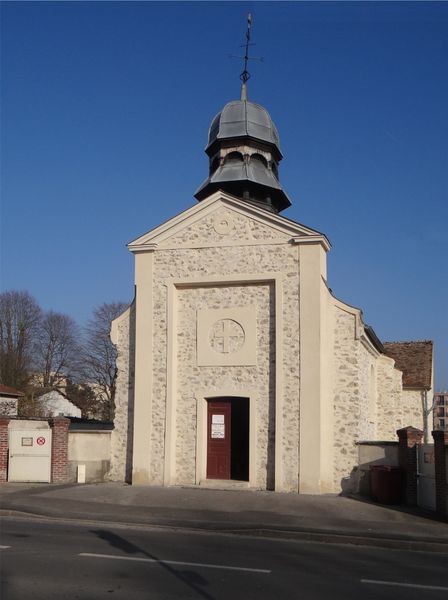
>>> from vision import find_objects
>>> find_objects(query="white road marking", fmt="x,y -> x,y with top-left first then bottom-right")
362,579 -> 448,592
79,552 -> 271,573
0,545 -> 11,549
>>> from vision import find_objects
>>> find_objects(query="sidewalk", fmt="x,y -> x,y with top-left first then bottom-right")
1,482 -> 448,552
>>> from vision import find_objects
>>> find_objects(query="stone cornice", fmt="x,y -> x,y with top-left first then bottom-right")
129,243 -> 158,254
128,190 -> 331,252
290,235 -> 331,252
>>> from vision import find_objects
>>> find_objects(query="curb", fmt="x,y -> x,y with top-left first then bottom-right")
223,527 -> 448,553
2,508 -> 448,553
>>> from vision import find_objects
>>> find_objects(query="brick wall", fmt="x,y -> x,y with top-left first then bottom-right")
397,426 -> 423,506
0,417 -> 10,482
49,417 -> 70,483
432,430 -> 448,516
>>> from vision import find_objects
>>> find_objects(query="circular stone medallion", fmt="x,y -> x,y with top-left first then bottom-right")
213,215 -> 233,235
209,319 -> 245,354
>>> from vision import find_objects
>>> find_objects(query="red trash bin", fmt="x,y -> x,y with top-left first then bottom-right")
370,465 -> 404,505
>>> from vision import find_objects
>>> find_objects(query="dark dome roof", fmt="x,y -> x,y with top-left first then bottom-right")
207,100 -> 281,152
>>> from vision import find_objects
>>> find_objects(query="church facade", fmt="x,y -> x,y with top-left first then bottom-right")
109,88 -> 431,494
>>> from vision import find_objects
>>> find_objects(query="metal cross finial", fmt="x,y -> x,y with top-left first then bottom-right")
228,14 -> 263,101
240,13 -> 252,85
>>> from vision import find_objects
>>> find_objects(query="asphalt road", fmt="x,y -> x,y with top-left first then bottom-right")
1,516 -> 447,599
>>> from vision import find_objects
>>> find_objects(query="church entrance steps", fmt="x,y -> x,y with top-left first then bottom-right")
198,479 -> 251,491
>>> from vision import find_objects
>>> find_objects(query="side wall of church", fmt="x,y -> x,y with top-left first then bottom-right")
357,342 -> 377,440
401,389 -> 424,431
110,303 -> 135,482
332,301 -> 423,489
333,306 -> 371,488
150,235 -> 301,490
376,355 -> 403,439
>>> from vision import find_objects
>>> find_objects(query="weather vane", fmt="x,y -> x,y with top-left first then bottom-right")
240,13 -> 253,85
229,14 -> 263,100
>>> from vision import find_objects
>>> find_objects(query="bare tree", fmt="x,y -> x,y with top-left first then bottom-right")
0,290 -> 42,388
422,390 -> 436,443
84,302 -> 128,420
65,380 -> 97,419
34,311 -> 82,389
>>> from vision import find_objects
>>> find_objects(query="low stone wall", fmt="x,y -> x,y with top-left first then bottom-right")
68,430 -> 111,483
356,441 -> 399,497
357,428 -> 448,513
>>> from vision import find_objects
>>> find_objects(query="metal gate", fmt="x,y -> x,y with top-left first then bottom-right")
417,443 -> 436,511
8,428 -> 52,482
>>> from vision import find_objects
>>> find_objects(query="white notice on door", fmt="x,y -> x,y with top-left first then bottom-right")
211,424 -> 225,438
212,414 -> 225,424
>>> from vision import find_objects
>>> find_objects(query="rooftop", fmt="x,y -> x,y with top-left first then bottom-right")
0,384 -> 24,398
383,340 -> 433,389
206,100 -> 281,154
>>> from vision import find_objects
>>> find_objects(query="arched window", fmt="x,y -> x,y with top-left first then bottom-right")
249,153 -> 268,168
271,162 -> 279,179
224,151 -> 244,164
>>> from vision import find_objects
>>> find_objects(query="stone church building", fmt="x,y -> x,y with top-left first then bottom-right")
109,84 -> 433,494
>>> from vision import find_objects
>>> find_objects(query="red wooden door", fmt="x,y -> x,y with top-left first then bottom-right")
207,401 -> 231,479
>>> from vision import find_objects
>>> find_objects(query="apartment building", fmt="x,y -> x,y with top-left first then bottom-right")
434,391 -> 448,431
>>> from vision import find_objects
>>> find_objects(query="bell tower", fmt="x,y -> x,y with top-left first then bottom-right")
194,15 -> 291,213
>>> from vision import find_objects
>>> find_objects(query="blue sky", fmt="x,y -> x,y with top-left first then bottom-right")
1,1 -> 447,389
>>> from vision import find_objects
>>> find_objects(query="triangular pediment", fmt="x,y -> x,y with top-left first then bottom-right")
128,191 -> 330,253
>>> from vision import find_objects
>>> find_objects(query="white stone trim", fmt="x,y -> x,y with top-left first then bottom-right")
194,388 -> 258,488
156,235 -> 330,252
291,235 -> 331,252
360,333 -> 381,358
130,243 -> 158,254
162,272 -> 284,491
128,191 -> 329,252
274,276 -> 285,491
166,273 -> 281,288
131,252 -> 154,484
332,295 -> 363,316
163,281 -> 177,486
299,243 -> 334,493
157,239 -> 295,251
